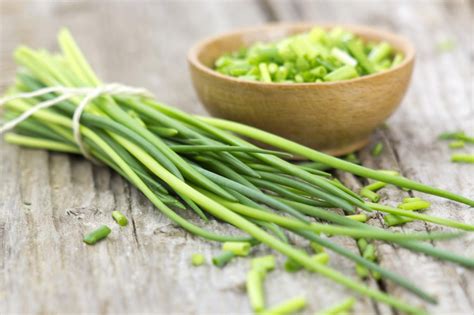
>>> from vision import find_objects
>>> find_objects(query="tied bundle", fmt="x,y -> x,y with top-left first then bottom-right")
1,29 -> 473,315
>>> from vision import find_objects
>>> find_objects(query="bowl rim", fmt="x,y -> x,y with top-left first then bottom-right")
188,22 -> 416,87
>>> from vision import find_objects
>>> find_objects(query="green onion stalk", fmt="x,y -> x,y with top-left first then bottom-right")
1,29 -> 474,314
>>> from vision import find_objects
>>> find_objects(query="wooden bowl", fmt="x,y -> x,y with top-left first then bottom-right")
188,23 -> 415,156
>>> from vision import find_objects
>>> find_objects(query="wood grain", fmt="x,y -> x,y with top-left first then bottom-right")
0,0 -> 472,314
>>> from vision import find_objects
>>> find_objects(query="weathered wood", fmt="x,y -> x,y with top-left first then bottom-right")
267,0 -> 474,314
0,0 -> 472,314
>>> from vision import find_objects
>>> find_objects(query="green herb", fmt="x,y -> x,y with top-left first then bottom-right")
371,142 -> 384,156
436,39 -> 456,53
112,210 -> 128,226
2,29 -> 473,315
252,255 -> 276,272
316,297 -> 356,315
215,27 -> 401,83
402,197 -> 422,203
360,188 -> 380,203
260,296 -> 307,315
212,251 -> 236,268
364,181 -> 386,192
191,253 -> 205,266
345,214 -> 368,222
222,241 -> 252,256
451,154 -> 474,164
83,225 -> 111,245
449,140 -> 465,149
312,252 -> 330,265
247,269 -> 266,312
398,200 -> 430,211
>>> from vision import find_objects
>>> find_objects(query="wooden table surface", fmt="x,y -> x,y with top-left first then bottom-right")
1,0 -> 473,314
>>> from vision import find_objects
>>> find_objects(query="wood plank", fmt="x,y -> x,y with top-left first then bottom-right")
0,1 -> 378,314
266,0 -> 474,313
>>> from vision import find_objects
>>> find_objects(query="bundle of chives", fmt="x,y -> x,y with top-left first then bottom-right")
1,29 -> 473,314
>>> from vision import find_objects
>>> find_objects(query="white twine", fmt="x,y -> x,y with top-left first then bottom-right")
0,83 -> 152,160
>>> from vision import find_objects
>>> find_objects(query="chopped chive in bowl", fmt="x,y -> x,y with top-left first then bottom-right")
214,27 -> 403,83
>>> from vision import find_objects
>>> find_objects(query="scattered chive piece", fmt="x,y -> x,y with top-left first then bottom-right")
83,225 -> 111,245
355,264 -> 370,278
260,296 -> 307,315
316,297 -> 356,315
451,154 -> 474,164
436,39 -> 456,53
357,239 -> 368,252
310,242 -> 325,254
191,253 -> 205,266
111,210 -> 128,226
398,200 -> 431,211
346,214 -> 368,223
312,252 -> 330,265
247,269 -> 266,312
364,181 -> 386,192
362,244 -> 377,261
384,214 -> 414,227
222,241 -> 252,256
345,153 -> 361,164
449,140 -> 465,149
212,251 -> 236,268
438,130 -> 474,142
371,142 -> 384,157
252,255 -> 276,272
402,197 -> 422,203
360,188 -> 380,203
284,258 -> 303,273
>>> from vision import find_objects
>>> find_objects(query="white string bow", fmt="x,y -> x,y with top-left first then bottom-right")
0,84 -> 152,160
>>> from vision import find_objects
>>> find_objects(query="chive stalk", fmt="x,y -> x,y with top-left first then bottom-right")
83,225 -> 111,245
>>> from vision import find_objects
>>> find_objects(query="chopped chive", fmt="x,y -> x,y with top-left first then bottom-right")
212,251 -> 236,268
369,42 -> 392,64
356,264 -> 370,278
371,142 -> 384,157
260,297 -> 307,315
451,154 -> 474,164
360,188 -> 380,203
111,210 -> 128,226
247,269 -> 266,312
191,253 -> 205,266
363,181 -> 386,192
312,252 -> 330,265
402,197 -> 422,203
222,241 -> 252,256
284,258 -> 303,273
83,225 -> 111,245
449,140 -> 465,149
316,297 -> 356,315
323,65 -> 359,82
391,53 -> 404,67
398,200 -> 430,211
384,214 -> 414,227
344,153 -> 361,164
311,242 -> 326,254
346,214 -> 368,222
357,239 -> 368,252
362,244 -> 377,261
259,63 -> 272,83
331,47 -> 357,66
252,255 -> 276,272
